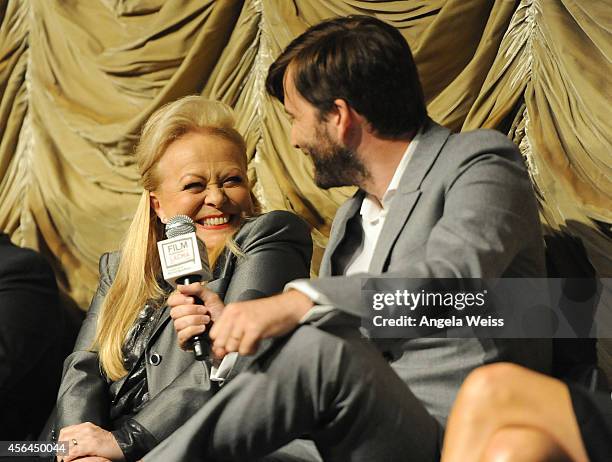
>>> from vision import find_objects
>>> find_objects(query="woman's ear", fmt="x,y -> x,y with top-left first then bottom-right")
149,191 -> 166,223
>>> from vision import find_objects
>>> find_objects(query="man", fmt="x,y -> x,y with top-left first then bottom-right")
0,232 -> 63,439
146,15 -> 551,461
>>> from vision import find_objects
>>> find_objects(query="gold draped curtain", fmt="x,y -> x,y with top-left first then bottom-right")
0,0 -> 610,311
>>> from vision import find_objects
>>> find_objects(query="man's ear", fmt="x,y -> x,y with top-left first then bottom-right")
331,98 -> 366,147
149,191 -> 166,223
331,98 -> 355,144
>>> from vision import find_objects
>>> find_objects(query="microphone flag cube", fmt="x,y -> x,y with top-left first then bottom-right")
157,232 -> 209,287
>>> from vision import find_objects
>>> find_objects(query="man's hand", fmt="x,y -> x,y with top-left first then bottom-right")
209,289 -> 314,357
169,283 -> 225,350
57,422 -> 123,461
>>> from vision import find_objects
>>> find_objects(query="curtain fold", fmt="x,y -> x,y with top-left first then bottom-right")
0,0 -> 609,309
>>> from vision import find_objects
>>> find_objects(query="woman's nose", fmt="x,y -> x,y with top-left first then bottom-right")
205,184 -> 226,207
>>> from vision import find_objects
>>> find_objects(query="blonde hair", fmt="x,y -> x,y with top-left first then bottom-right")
94,96 -> 253,380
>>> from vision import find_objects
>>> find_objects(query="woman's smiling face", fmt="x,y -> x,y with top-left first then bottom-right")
150,130 -> 253,251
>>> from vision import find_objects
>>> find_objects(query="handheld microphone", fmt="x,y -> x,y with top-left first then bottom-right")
157,215 -> 212,361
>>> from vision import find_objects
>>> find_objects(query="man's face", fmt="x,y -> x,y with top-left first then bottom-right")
282,67 -> 368,189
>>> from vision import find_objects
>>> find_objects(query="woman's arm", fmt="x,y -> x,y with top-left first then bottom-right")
111,211 -> 313,459
223,211 -> 313,303
55,252 -> 116,431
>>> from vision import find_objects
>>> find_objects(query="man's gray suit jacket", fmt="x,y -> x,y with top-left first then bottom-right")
304,120 -> 552,423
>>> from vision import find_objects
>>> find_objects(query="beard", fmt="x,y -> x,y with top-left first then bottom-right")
302,126 -> 369,189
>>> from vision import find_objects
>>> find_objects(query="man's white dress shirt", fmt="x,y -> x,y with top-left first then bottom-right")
290,132 -> 420,322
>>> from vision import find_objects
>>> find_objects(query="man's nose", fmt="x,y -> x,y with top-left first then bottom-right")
205,185 -> 226,207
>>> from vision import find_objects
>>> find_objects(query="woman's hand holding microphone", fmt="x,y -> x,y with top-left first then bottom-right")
169,282 -> 225,351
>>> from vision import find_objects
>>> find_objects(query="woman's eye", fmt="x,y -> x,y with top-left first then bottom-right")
184,182 -> 204,190
223,176 -> 243,185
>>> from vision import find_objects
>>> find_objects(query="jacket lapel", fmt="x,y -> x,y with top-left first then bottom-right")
369,121 -> 451,274
147,306 -> 171,345
112,304 -> 170,396
319,190 -> 364,277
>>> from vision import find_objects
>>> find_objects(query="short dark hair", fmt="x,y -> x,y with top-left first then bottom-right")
266,15 -> 427,138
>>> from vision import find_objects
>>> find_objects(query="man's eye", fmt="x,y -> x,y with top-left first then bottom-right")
184,182 -> 204,190
223,176 -> 243,185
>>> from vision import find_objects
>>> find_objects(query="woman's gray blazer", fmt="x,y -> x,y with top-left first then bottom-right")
53,211 -> 312,457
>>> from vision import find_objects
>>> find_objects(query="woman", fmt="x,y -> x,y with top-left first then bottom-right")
53,96 -> 312,461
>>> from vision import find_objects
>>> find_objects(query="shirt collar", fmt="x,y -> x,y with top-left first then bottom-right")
359,129 -> 422,223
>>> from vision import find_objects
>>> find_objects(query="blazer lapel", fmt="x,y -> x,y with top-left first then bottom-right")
369,121 -> 451,274
147,306 -> 171,345
113,304 -> 171,397
319,190 -> 364,277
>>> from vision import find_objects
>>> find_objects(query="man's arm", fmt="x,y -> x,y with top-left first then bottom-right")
210,145 -> 542,354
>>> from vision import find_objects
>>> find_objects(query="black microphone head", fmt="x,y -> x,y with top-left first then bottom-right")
165,215 -> 195,238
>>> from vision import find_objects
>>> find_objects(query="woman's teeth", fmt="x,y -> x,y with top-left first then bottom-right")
203,216 -> 230,226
